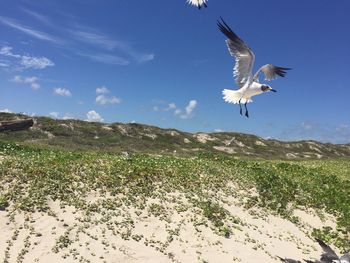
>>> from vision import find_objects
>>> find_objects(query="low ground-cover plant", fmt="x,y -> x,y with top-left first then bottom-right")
0,141 -> 349,251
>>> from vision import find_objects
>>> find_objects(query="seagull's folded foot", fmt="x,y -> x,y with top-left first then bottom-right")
245,111 -> 249,118
240,108 -> 243,115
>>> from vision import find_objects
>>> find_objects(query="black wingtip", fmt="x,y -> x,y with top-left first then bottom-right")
277,256 -> 285,262
198,2 -> 207,9
315,238 -> 329,249
217,17 -> 234,38
275,66 -> 291,78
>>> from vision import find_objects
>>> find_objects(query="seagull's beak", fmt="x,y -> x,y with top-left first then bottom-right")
270,89 -> 277,92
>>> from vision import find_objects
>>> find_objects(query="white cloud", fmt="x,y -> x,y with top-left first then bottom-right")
95,86 -> 121,105
49,112 -> 59,118
96,86 -> 110,94
0,45 -> 54,70
152,99 -> 198,119
96,94 -> 121,105
174,109 -> 182,115
31,82 -> 40,90
21,55 -> 54,69
54,88 -> 72,97
214,129 -> 224,132
180,100 -> 198,119
86,110 -> 104,122
62,113 -> 75,120
186,100 -> 197,115
11,75 -> 40,90
166,103 -> 177,111
0,108 -> 12,113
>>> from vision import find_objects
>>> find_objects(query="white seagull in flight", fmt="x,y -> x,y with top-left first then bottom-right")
187,0 -> 208,9
217,18 -> 291,118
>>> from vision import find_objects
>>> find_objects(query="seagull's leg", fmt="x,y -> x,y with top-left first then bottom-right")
245,102 -> 249,118
239,99 -> 243,115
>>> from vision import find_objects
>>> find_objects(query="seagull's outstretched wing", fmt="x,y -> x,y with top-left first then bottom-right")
217,18 -> 255,88
254,64 -> 291,82
187,0 -> 207,9
315,238 -> 340,262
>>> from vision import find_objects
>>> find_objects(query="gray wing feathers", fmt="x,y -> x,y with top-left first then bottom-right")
218,18 -> 255,88
254,64 -> 291,82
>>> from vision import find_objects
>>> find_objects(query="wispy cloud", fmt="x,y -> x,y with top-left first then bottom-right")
86,110 -> 104,122
71,25 -> 154,63
0,45 -> 54,70
53,87 -> 72,97
0,14 -> 153,66
0,16 -> 62,44
21,8 -> 51,25
95,86 -> 121,105
11,75 -> 40,90
137,53 -> 155,63
79,53 -> 130,65
0,46 -> 20,58
72,29 -> 123,51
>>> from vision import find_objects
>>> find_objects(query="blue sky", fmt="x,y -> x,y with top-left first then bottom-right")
0,0 -> 350,143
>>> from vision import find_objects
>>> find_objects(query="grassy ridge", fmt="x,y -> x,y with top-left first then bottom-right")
0,141 -> 349,251
1,112 -> 350,159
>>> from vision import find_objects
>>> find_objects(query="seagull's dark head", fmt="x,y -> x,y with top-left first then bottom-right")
261,85 -> 277,93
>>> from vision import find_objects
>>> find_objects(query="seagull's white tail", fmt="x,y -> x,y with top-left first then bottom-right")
222,89 -> 252,104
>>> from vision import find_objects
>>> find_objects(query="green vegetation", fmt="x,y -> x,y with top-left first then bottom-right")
0,140 -> 349,252
1,112 -> 350,159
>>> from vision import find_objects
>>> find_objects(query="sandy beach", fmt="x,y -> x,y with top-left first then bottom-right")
0,190 -> 336,263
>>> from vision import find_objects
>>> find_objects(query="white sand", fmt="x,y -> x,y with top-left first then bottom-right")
0,191 -> 337,263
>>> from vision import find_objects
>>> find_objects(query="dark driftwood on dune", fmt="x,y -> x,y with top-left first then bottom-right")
0,119 -> 34,132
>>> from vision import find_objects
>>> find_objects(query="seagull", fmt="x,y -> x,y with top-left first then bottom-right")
315,238 -> 350,263
187,0 -> 208,9
217,18 -> 291,118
